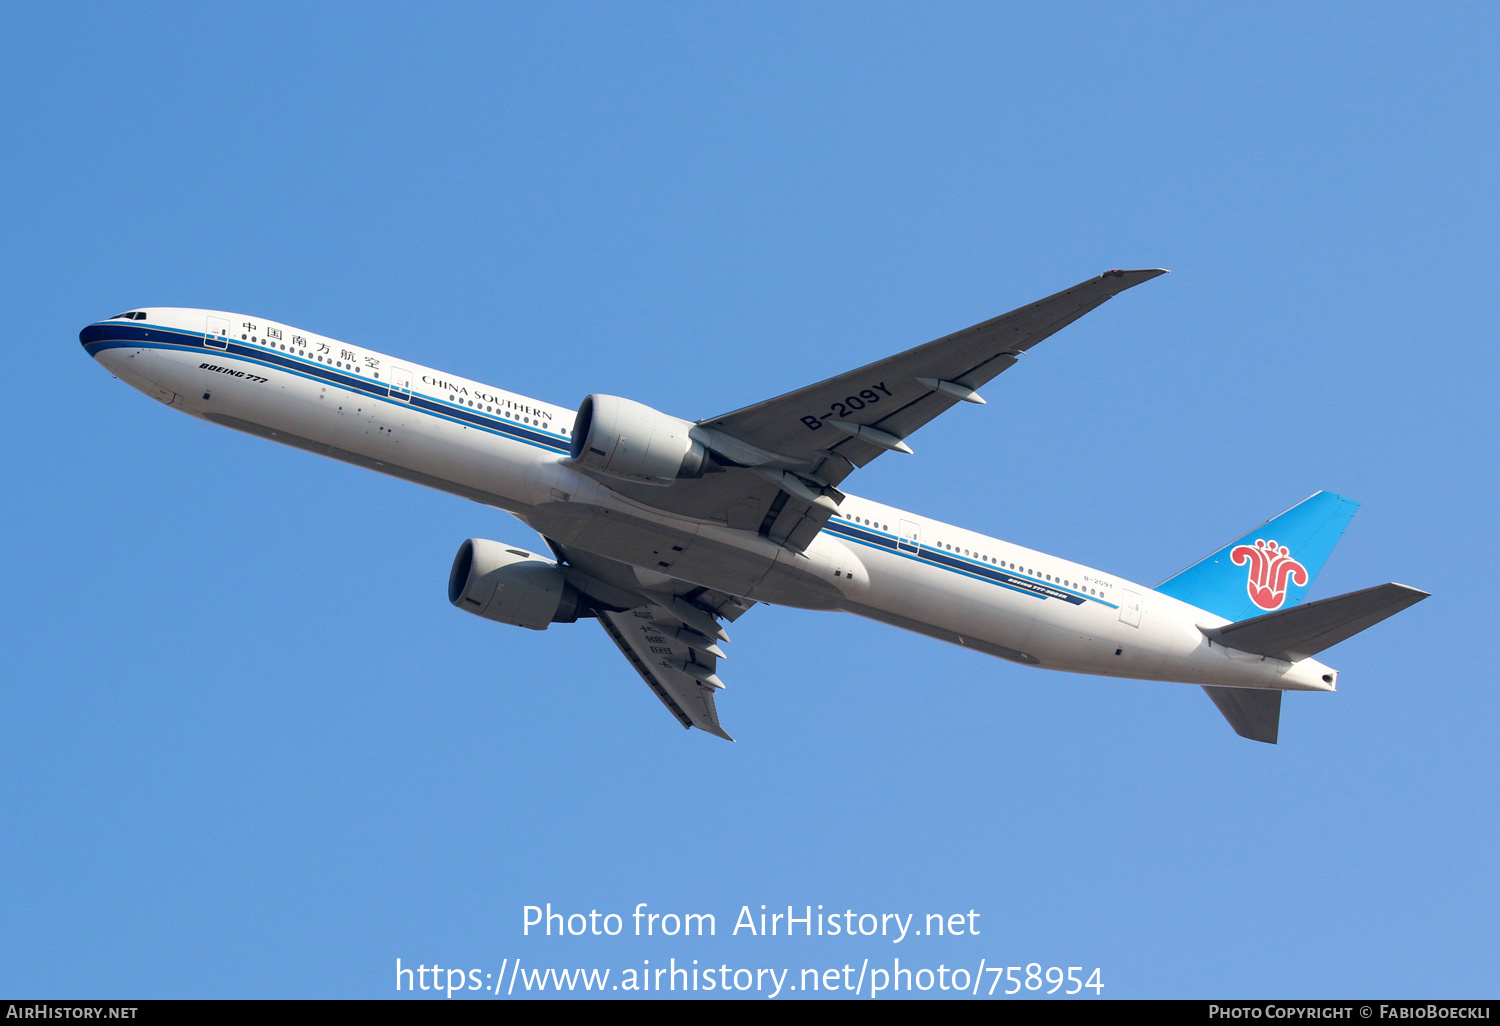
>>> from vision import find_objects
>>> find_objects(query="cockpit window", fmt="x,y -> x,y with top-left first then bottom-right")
111,311 -> 147,320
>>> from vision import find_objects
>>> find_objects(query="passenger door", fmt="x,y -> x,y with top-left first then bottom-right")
388,364 -> 413,401
204,315 -> 229,350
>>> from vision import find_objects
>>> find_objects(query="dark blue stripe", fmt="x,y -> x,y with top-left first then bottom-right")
826,518 -> 1107,607
81,323 -> 571,455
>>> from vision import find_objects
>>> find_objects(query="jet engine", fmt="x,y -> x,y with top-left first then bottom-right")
566,394 -> 714,485
447,539 -> 585,630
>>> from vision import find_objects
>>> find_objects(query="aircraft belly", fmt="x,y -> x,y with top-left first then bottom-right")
135,346 -> 540,515
401,412 -> 534,508
1024,620 -> 1123,673
857,547 -> 1042,656
524,500 -> 779,597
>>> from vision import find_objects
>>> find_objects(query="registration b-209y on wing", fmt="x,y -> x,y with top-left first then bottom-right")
80,270 -> 1426,743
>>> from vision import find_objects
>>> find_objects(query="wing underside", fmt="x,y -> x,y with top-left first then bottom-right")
598,608 -> 733,740
544,539 -> 751,741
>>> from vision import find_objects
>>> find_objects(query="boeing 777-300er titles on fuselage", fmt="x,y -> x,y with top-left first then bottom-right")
80,270 -> 1427,743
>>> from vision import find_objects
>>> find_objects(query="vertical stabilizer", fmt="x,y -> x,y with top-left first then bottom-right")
1155,491 -> 1359,622
1202,687 -> 1282,744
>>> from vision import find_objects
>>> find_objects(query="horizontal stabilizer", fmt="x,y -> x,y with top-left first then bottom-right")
1202,582 -> 1429,662
1202,686 -> 1282,744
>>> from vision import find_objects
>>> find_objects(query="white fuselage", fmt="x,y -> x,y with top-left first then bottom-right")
82,308 -> 1337,694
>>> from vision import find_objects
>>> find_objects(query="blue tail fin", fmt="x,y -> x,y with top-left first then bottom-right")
1155,491 -> 1359,621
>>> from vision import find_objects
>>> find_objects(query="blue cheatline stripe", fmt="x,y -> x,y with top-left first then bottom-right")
80,323 -> 571,455
825,518 -> 1115,608
82,323 -> 1118,609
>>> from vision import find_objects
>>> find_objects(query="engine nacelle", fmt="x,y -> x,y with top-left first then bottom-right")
447,539 -> 584,630
566,394 -> 712,485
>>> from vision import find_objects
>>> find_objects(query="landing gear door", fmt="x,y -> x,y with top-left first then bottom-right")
898,519 -> 922,554
388,365 -> 413,401
204,315 -> 229,350
1119,589 -> 1143,627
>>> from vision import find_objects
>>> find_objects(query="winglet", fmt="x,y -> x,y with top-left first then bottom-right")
1099,268 -> 1169,294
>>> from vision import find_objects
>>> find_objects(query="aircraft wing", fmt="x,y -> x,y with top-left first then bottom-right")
598,607 -> 734,740
605,270 -> 1165,552
698,268 -> 1167,486
546,539 -> 753,741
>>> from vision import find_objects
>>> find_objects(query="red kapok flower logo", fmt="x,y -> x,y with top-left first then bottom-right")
1230,538 -> 1309,611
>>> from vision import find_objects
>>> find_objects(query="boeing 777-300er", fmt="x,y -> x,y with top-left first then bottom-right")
80,270 -> 1427,743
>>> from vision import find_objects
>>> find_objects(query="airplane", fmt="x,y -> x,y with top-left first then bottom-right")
79,270 -> 1426,744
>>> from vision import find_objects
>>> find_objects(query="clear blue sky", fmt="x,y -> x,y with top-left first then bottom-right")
1,2 -> 1495,999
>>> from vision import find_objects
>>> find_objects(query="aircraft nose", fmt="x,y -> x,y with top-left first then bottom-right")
80,311 -> 148,352
79,321 -> 111,349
